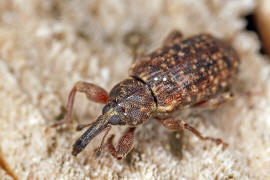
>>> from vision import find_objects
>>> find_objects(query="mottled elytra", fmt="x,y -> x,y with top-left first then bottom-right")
50,30 -> 239,160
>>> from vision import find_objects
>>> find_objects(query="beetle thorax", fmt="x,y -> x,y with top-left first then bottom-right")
104,78 -> 156,126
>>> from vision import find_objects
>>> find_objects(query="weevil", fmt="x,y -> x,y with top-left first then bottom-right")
50,30 -> 239,160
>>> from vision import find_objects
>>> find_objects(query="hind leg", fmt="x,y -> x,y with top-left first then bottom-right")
192,91 -> 233,110
156,118 -> 228,147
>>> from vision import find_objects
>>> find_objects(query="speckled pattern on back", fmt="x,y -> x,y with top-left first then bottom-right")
130,34 -> 240,112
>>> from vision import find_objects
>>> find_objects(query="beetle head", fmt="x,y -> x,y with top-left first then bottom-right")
105,78 -> 156,126
72,78 -> 156,156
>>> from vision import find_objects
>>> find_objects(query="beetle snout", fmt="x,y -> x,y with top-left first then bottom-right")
72,115 -> 109,156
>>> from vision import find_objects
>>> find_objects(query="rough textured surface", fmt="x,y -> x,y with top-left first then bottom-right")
0,0 -> 269,179
130,34 -> 239,112
0,167 -> 13,180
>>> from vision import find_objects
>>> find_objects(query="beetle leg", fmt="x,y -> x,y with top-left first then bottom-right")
157,118 -> 228,147
163,30 -> 183,47
91,125 -> 112,159
50,81 -> 108,128
192,91 -> 233,110
76,122 -> 95,131
107,127 -> 136,160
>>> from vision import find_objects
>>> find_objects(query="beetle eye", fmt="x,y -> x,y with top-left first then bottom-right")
102,104 -> 110,114
108,115 -> 121,125
119,107 -> 126,113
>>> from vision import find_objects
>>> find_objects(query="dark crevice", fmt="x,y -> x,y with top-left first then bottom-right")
245,14 -> 257,31
131,76 -> 158,106
244,14 -> 265,54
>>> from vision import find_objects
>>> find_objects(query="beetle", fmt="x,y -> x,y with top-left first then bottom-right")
50,30 -> 239,160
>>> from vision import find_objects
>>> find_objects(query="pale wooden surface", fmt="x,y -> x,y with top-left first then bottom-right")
0,0 -> 269,179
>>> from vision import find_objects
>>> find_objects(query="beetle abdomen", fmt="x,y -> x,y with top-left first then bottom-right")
129,34 -> 240,112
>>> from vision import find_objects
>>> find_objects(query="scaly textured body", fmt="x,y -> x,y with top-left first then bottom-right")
129,34 -> 239,112
51,31 -> 240,160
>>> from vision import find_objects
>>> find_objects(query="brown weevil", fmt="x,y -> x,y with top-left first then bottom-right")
50,30 -> 239,160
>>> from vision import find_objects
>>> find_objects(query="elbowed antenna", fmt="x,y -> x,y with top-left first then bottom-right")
72,115 -> 109,156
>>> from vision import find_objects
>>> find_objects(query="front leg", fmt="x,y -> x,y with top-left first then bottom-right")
157,118 -> 228,147
107,127 -> 136,160
49,81 -> 108,128
92,126 -> 112,158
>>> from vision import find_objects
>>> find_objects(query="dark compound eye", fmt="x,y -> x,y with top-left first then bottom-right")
108,115 -> 121,125
102,104 -> 110,114
119,106 -> 126,113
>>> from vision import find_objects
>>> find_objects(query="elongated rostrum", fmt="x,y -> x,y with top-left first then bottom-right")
51,30 -> 239,160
